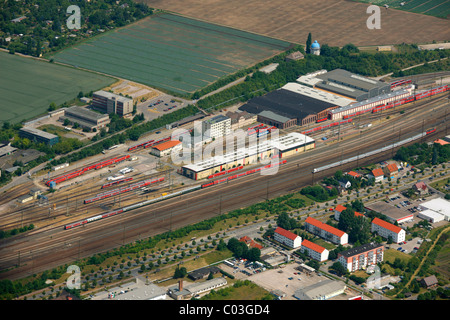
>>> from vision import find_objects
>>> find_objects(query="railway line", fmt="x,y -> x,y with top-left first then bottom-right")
0,92 -> 448,281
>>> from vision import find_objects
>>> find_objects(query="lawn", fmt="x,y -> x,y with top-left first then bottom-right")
0,52 -> 115,124
50,13 -> 291,96
353,0 -> 450,18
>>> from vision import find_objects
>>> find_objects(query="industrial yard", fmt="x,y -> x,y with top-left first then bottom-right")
0,0 -> 449,307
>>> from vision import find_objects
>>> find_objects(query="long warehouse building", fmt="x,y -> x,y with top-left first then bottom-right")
181,132 -> 315,180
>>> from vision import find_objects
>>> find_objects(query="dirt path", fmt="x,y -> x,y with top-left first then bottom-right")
402,225 -> 450,293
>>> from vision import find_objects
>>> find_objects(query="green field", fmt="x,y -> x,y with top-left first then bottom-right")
354,0 -> 450,18
0,52 -> 116,124
50,13 -> 291,96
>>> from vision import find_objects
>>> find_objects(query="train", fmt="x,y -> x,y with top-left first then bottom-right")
390,79 -> 412,89
301,118 -> 353,135
45,155 -> 130,187
83,177 -> 164,204
312,130 -> 429,173
341,85 -> 449,119
101,177 -> 133,189
201,160 -> 287,189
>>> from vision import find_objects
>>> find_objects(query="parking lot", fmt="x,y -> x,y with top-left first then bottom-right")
137,94 -> 189,121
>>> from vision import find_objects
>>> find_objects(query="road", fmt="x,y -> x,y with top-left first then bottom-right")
0,94 -> 448,281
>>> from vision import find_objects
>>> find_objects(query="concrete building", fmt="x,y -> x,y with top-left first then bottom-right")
202,115 -> 231,140
257,110 -> 297,129
112,283 -> 167,300
300,239 -> 329,262
294,279 -> 346,300
418,198 -> 450,222
150,140 -> 181,157
92,90 -> 133,116
366,201 -> 413,225
62,106 -> 110,131
168,278 -> 227,300
225,111 -> 257,130
314,69 -> 391,101
19,127 -> 59,146
304,217 -> 348,245
371,217 -> 406,243
181,132 -> 314,180
274,227 -> 302,249
338,242 -> 384,272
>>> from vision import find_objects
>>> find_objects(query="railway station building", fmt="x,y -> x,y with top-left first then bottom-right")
180,132 -> 315,180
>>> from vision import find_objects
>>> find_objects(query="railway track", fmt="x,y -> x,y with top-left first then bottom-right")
0,94 -> 448,280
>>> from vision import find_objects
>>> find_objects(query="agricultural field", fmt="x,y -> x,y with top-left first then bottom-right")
354,0 -> 450,19
0,52 -> 115,124
141,0 -> 450,47
50,13 -> 291,96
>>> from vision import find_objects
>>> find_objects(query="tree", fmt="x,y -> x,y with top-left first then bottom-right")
173,266 -> 187,279
306,32 -> 312,54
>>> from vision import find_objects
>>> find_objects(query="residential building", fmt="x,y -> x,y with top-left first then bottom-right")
300,239 -> 329,262
239,236 -> 263,250
334,205 -> 364,221
369,168 -> 384,182
19,127 -> 59,146
304,217 -> 348,245
346,171 -> 361,179
338,242 -> 384,272
150,140 -> 181,157
383,163 -> 399,179
202,115 -> 231,140
285,51 -> 304,62
413,181 -> 428,195
421,275 -> 438,289
274,227 -> 302,249
92,90 -> 133,116
371,217 -> 405,243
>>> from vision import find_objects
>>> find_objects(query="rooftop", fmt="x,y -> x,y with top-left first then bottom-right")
282,82 -> 354,107
19,127 -> 58,140
419,198 -> 450,218
305,216 -> 346,237
372,217 -> 403,234
339,242 -> 383,258
152,140 -> 181,151
275,227 -> 299,241
93,90 -> 132,103
66,106 -> 110,121
301,239 -> 327,253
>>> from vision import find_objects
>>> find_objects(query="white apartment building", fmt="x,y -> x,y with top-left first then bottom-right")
371,218 -> 405,244
338,242 -> 384,273
202,115 -> 231,140
304,217 -> 348,245
274,227 -> 302,249
300,239 -> 329,262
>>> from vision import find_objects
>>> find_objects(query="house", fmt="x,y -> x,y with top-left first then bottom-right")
338,178 -> 351,189
413,181 -> 428,195
346,171 -> 361,179
383,163 -> 399,179
434,139 -> 449,146
239,236 -> 263,250
421,275 -> 438,288
369,168 -> 384,183
285,51 -> 304,62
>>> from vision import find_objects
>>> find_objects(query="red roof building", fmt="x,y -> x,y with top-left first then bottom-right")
300,239 -> 329,262
371,217 -> 405,243
274,227 -> 302,248
333,205 -> 364,221
150,140 -> 181,157
239,236 -> 263,250
305,217 -> 348,245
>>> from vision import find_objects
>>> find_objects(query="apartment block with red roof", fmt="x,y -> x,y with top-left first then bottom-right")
333,205 -> 364,221
274,227 -> 302,249
300,239 -> 329,262
338,242 -> 384,272
371,217 -> 405,243
304,217 -> 348,245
